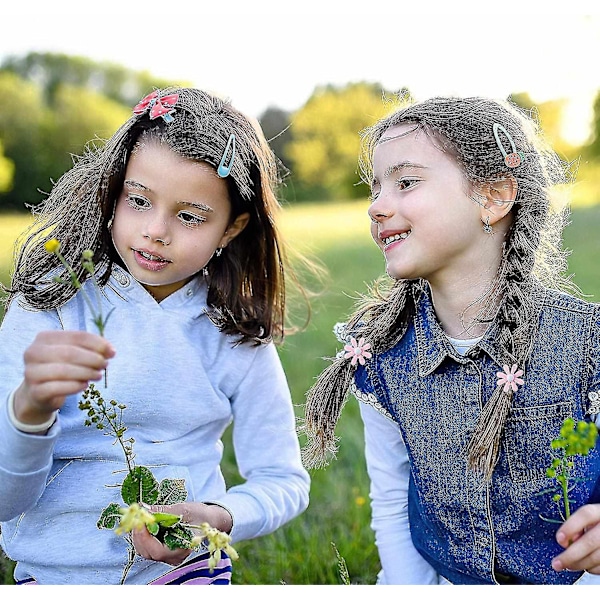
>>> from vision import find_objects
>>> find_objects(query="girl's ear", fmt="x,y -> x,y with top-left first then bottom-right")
219,212 -> 250,248
476,176 -> 517,226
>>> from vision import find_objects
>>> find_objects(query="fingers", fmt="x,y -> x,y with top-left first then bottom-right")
131,526 -> 192,566
16,330 -> 116,420
553,504 -> 600,573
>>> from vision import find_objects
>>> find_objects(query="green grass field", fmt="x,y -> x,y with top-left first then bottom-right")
1,197 -> 600,584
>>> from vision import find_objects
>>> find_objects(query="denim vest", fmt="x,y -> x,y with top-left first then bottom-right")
353,285 -> 600,585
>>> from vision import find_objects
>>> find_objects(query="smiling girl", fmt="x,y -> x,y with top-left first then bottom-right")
0,88 -> 309,584
303,96 -> 600,585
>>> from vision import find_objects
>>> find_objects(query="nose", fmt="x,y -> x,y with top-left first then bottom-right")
143,213 -> 170,246
368,195 -> 391,223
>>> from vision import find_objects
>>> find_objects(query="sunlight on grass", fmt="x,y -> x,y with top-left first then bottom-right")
280,198 -> 374,252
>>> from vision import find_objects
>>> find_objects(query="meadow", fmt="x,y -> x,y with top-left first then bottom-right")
1,197 -> 600,584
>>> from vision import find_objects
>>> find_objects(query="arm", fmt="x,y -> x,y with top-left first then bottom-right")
132,341 -> 309,565
215,342 -> 310,542
0,299 -> 114,521
359,401 -> 440,584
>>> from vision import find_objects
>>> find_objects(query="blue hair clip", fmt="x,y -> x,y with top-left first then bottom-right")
217,134 -> 236,178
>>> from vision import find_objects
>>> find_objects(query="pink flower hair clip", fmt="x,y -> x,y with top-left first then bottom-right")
497,364 -> 524,393
133,90 -> 179,123
344,336 -> 372,367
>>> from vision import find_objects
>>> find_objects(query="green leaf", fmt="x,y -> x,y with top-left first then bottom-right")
157,478 -> 188,505
121,466 -> 159,505
146,521 -> 160,536
153,512 -> 182,528
97,503 -> 123,530
162,524 -> 194,550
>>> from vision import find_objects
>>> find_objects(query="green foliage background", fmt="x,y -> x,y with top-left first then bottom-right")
1,51 -> 600,584
1,196 -> 600,583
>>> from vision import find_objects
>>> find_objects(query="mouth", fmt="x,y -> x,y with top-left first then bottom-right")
132,248 -> 172,271
134,248 -> 171,262
382,230 -> 411,246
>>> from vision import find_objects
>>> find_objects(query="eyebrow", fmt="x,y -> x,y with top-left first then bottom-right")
124,180 -> 213,213
124,179 -> 150,192
383,161 -> 428,178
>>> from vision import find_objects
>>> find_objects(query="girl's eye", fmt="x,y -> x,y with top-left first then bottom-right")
178,211 -> 206,227
370,182 -> 381,202
126,194 -> 150,211
396,177 -> 419,191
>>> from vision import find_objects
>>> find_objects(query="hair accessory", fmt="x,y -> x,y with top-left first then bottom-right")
217,134 -> 236,178
343,336 -> 372,367
133,91 -> 179,123
496,364 -> 524,393
493,123 -> 524,168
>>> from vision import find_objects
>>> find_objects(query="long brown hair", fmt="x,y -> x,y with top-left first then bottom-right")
8,88 -> 288,344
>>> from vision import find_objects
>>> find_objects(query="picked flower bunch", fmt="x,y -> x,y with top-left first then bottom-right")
545,417 -> 598,522
44,239 -> 238,584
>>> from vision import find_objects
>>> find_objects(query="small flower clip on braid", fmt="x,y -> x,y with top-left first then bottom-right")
493,123 -> 524,168
343,336 -> 372,367
133,90 -> 179,123
496,364 -> 524,393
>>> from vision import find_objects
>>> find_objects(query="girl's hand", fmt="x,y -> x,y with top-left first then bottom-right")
131,502 -> 233,566
552,503 -> 600,574
14,330 -> 115,427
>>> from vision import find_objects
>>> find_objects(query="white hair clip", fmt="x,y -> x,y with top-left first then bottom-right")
493,123 -> 524,168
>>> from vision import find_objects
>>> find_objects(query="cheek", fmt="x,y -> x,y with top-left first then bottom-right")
370,222 -> 380,244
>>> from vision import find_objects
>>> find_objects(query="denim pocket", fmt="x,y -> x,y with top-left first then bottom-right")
504,401 -> 572,484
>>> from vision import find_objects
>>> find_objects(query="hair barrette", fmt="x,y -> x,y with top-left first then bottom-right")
133,90 -> 179,123
493,123 -> 524,168
217,134 -> 236,178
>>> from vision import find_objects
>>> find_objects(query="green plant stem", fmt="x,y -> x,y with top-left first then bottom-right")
561,476 -> 571,520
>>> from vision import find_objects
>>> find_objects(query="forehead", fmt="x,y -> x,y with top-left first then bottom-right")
372,123 -> 453,174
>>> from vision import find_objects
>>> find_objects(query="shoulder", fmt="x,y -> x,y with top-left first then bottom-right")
541,288 -> 599,316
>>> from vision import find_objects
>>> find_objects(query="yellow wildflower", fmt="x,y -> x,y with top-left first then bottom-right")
44,238 -> 61,254
115,503 -> 156,535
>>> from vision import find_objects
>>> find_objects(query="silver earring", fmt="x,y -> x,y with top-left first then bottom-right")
215,247 -> 223,258
482,216 -> 493,235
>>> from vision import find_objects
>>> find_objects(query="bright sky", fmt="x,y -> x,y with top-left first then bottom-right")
3,2 -> 600,143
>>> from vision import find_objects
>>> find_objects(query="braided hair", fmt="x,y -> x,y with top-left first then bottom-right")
302,96 -> 575,477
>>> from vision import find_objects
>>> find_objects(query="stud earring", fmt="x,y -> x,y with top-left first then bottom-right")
482,216 -> 493,235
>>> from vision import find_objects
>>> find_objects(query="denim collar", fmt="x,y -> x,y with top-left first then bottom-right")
412,282 -> 545,377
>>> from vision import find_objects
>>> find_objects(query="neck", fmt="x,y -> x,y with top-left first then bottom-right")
429,270 -> 502,339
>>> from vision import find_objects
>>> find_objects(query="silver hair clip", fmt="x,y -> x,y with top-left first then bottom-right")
217,134 -> 236,178
493,123 -> 524,168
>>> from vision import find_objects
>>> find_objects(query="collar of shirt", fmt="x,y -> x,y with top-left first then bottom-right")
106,264 -> 209,319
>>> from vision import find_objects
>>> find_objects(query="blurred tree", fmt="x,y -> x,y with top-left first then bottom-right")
584,90 -> 600,160
511,92 -> 578,161
0,71 -> 50,209
1,52 -> 187,107
0,52 -> 186,211
0,140 -> 15,194
44,84 -> 130,182
285,82 -> 399,200
258,106 -> 294,199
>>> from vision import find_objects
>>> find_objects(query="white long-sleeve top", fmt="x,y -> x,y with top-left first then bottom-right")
0,266 -> 310,584
360,395 -> 600,585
